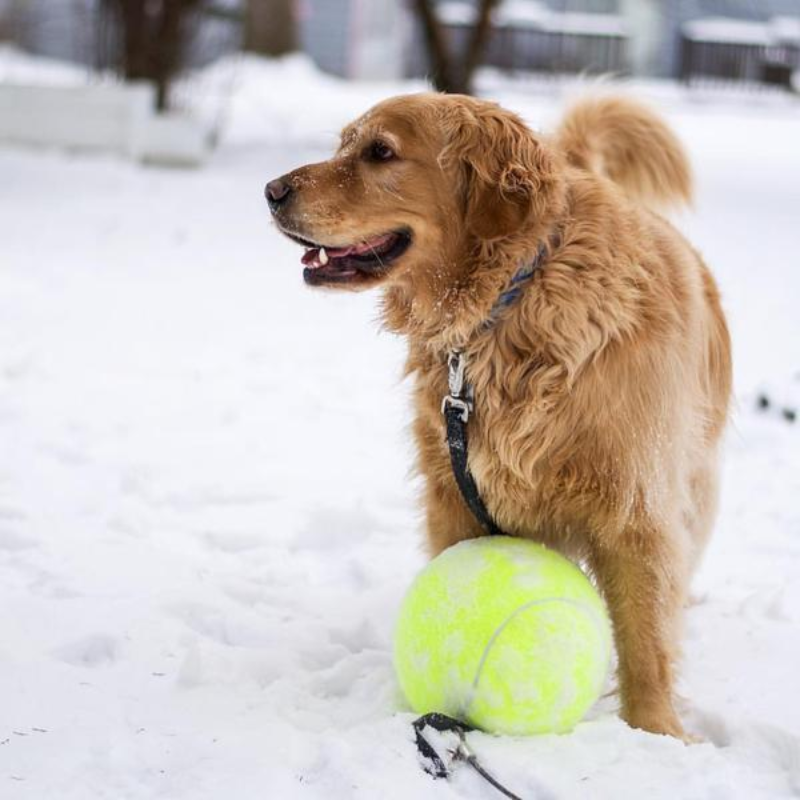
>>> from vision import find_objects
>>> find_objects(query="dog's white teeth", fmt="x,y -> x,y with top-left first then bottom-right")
319,247 -> 329,266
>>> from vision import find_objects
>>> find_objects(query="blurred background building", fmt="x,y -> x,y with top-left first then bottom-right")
0,0 -> 798,91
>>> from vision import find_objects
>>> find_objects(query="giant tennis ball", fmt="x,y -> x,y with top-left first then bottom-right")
394,536 -> 612,736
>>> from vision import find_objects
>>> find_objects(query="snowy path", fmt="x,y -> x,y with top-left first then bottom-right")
1,59 -> 800,798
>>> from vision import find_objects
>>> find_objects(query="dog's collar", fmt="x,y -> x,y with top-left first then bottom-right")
483,239 -> 550,330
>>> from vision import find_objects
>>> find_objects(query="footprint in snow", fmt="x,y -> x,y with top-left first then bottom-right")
687,703 -> 800,791
0,528 -> 37,552
54,634 -> 120,667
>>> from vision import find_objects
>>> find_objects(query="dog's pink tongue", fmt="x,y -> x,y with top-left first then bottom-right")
341,232 -> 395,256
301,244 -> 355,267
302,233 -> 396,267
301,248 -> 321,266
326,233 -> 397,259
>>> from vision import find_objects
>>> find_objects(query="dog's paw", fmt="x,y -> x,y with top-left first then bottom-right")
623,704 -> 687,740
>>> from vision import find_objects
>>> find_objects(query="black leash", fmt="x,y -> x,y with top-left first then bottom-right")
441,351 -> 504,536
413,713 -> 525,800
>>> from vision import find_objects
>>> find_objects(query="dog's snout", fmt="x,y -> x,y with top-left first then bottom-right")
265,178 -> 292,209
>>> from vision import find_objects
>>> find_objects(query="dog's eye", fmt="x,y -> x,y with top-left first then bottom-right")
366,140 -> 395,162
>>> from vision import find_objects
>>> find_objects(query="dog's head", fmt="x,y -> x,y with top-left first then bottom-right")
266,93 -> 561,292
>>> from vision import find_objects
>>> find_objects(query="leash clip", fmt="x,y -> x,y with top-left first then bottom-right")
413,713 -> 471,779
442,395 -> 471,422
447,350 -> 467,397
442,350 -> 473,422
412,713 -> 524,799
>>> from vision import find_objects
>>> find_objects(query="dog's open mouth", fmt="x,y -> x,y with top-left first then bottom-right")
292,229 -> 412,286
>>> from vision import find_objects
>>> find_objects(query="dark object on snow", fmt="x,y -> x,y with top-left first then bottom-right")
413,713 -> 524,799
755,391 -> 796,423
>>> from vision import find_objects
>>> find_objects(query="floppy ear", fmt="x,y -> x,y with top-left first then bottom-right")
440,99 -> 559,240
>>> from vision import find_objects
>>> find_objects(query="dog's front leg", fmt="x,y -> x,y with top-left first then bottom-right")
589,523 -> 688,739
423,469 -> 486,557
414,414 -> 484,556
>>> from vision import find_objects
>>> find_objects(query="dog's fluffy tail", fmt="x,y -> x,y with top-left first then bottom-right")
556,96 -> 692,209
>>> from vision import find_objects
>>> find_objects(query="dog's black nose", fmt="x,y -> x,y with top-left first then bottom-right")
265,178 -> 291,209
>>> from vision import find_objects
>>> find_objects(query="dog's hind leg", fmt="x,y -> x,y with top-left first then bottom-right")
684,454 -> 721,578
589,517 -> 689,739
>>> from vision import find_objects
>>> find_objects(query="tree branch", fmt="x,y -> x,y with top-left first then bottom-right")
413,0 -> 500,94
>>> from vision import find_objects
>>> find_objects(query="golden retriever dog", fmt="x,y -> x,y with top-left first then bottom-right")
266,93 -> 732,739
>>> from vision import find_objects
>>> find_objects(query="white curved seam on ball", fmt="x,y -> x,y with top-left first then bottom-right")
460,598 -> 608,720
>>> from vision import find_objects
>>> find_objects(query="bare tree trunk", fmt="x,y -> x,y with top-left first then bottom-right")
462,0 -> 501,89
413,0 -> 456,93
103,0 -> 198,112
152,0 -> 191,111
244,0 -> 296,57
117,0 -> 148,80
0,0 -> 26,43
413,0 -> 500,94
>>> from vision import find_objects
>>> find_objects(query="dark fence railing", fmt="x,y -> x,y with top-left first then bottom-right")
679,21 -> 800,90
408,19 -> 628,80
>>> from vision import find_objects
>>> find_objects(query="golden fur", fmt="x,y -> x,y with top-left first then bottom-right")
269,93 -> 732,738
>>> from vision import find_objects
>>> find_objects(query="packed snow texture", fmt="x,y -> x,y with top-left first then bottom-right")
1,53 -> 800,799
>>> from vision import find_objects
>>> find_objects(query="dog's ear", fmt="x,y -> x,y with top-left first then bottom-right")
440,98 -> 559,240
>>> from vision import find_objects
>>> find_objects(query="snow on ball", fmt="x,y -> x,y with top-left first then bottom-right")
394,536 -> 612,736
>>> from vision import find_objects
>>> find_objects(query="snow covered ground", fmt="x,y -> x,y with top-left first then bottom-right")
1,54 -> 800,799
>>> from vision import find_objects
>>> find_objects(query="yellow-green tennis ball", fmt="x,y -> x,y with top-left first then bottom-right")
394,536 -> 612,736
